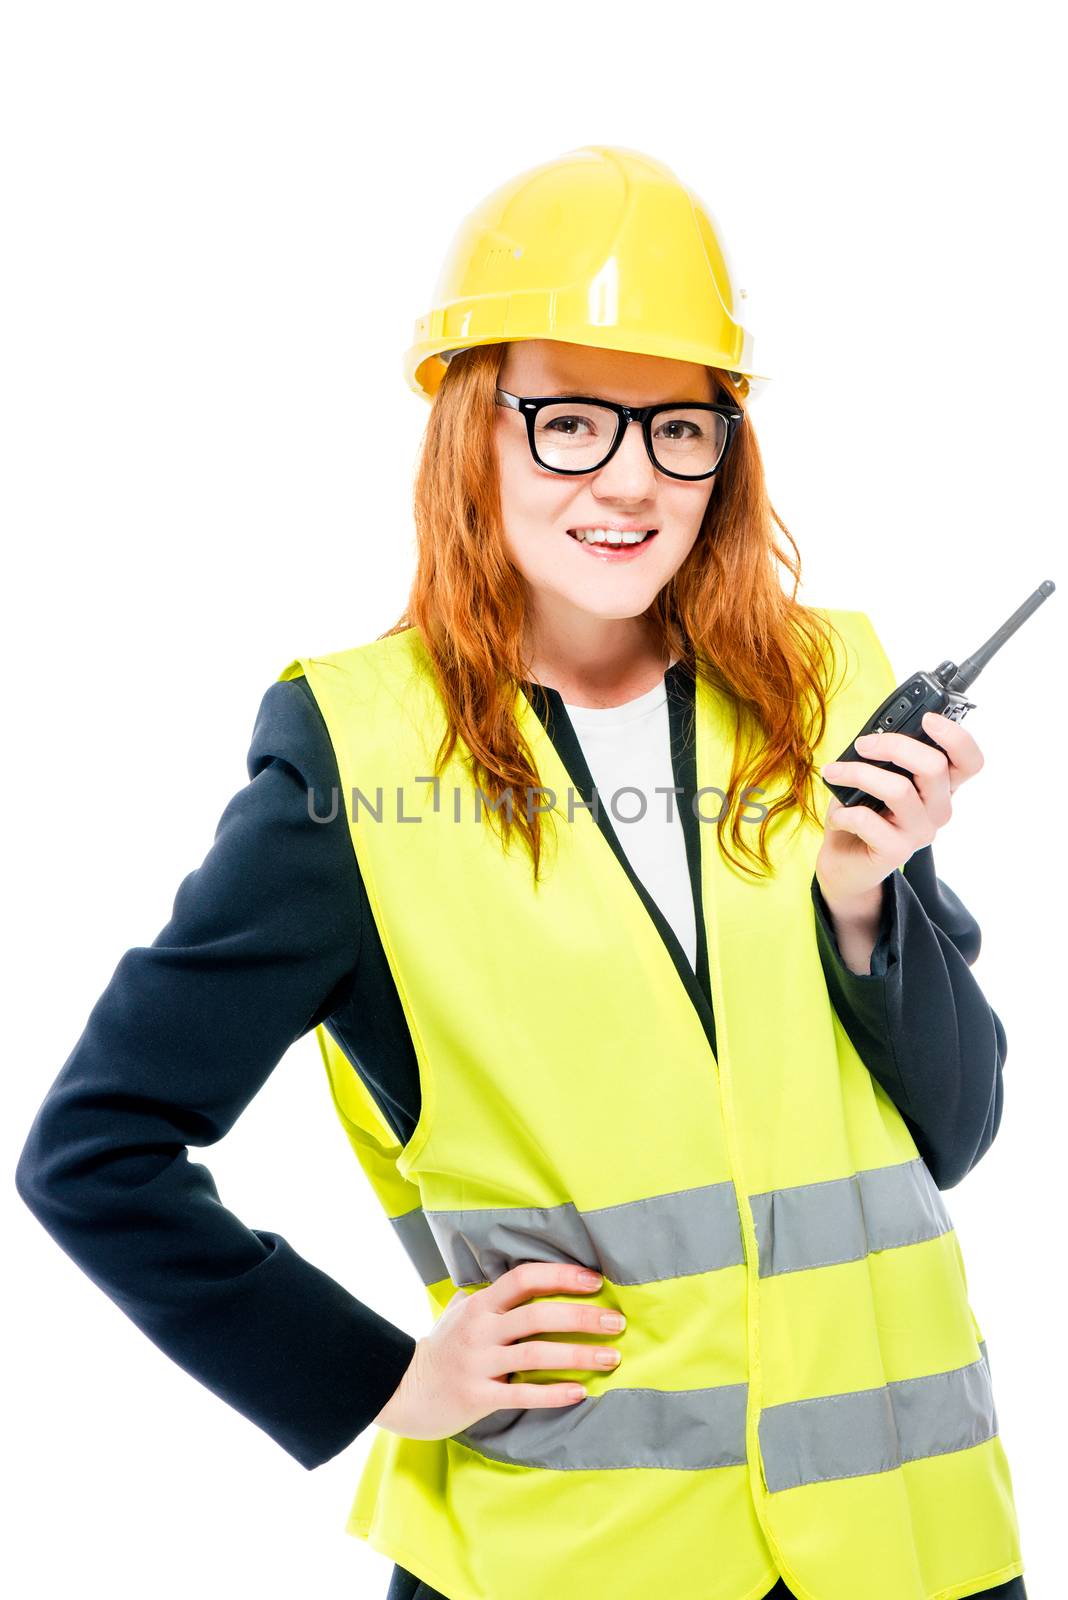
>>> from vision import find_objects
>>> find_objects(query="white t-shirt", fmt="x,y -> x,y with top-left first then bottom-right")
561,672 -> 697,972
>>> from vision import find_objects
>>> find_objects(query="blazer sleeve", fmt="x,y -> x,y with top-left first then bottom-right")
810,850 -> 1007,1190
14,675 -> 417,1470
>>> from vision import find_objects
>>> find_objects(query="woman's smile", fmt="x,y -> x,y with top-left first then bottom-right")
565,525 -> 660,560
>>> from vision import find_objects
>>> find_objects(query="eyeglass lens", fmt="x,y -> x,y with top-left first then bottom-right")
533,402 -> 728,476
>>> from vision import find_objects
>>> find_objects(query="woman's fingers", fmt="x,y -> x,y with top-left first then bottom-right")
915,710 -> 985,791
496,1380 -> 592,1407
486,1260 -> 604,1313
484,1337 -> 622,1379
822,754 -> 938,841
851,712 -> 980,802
498,1298 -> 625,1343
823,795 -> 903,861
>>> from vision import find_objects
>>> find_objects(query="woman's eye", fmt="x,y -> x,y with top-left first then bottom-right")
545,415 -> 592,435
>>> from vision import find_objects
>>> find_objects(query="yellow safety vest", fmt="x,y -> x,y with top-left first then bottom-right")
278,610 -> 1024,1600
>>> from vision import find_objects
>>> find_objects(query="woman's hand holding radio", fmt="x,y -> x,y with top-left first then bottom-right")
372,1261 -> 624,1440
814,711 -> 985,974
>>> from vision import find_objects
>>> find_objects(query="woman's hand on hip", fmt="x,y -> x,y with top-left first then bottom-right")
815,711 -> 985,911
372,1261 -> 626,1441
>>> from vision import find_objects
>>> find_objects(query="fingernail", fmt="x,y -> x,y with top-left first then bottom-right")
600,1312 -> 626,1331
596,1348 -> 621,1366
580,1270 -> 603,1286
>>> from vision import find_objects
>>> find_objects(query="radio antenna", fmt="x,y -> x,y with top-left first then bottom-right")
935,580 -> 1056,692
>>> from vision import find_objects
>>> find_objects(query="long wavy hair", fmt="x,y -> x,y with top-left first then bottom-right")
380,342 -> 849,884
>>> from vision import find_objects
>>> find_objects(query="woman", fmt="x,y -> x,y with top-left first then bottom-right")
16,147 -> 1025,1600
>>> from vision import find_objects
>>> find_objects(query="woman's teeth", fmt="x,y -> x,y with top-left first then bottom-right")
569,528 -> 657,545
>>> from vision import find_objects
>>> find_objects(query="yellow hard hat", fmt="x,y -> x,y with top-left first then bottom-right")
403,144 -> 769,406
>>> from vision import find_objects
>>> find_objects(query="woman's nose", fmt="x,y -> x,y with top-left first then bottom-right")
593,418 -> 659,498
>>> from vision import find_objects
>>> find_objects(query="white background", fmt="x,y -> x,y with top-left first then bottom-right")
4,3 -> 1061,1596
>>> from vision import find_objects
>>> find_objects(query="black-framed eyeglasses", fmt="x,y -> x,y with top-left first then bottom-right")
494,388 -> 744,481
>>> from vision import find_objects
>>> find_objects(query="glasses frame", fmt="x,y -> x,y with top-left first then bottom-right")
494,387 -> 744,481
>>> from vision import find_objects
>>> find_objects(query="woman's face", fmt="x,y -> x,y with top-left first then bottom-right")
493,340 -> 719,630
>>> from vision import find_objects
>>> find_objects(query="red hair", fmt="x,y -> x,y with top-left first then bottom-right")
381,342 -> 849,883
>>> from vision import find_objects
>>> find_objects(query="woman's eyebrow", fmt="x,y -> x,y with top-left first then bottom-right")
541,388 -> 704,404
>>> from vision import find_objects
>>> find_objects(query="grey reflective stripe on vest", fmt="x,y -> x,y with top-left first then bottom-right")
409,1157 -> 949,1288
749,1157 -> 953,1277
423,1180 -> 745,1288
452,1344 -> 995,1484
390,1206 -> 450,1286
760,1343 -> 995,1492
455,1380 -> 749,1470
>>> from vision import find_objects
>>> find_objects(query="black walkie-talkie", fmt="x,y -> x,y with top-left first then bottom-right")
821,580 -> 1057,814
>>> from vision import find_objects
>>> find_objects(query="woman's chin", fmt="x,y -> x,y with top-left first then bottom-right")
539,581 -> 669,623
